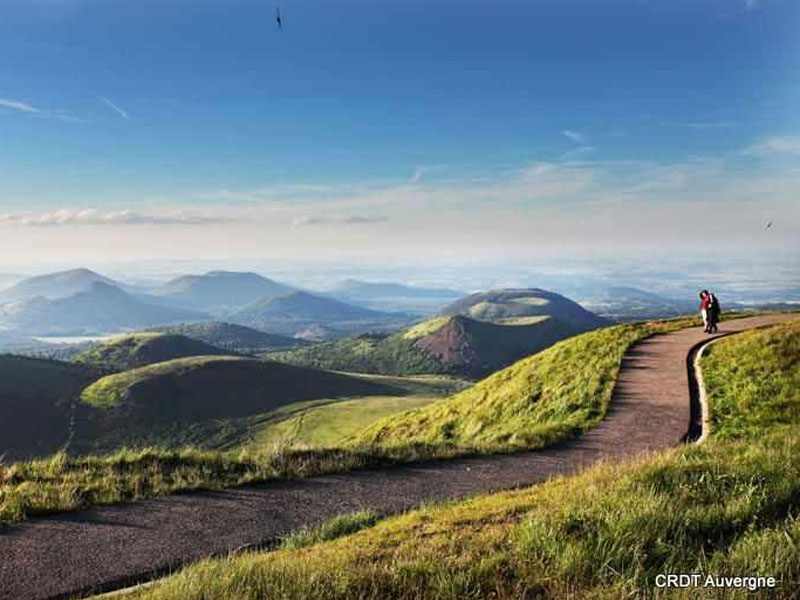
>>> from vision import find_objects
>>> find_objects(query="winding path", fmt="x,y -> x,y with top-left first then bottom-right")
0,314 -> 794,600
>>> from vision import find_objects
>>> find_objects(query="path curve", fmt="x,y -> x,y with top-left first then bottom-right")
0,314 -> 794,600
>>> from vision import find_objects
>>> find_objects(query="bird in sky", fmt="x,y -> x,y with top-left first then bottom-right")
276,6 -> 283,30
766,221 -> 772,229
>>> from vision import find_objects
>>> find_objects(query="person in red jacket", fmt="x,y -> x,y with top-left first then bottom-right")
699,290 -> 711,333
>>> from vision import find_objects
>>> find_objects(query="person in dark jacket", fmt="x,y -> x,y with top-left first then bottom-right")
699,290 -> 720,333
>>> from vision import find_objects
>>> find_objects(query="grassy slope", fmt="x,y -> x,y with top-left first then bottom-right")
156,374 -> 468,451
269,332 -> 447,376
0,355 -> 100,461
349,318 -> 693,450
251,396 -> 438,447
72,333 -> 231,372
0,317 -> 698,524
122,319 -> 800,600
72,356 -> 406,454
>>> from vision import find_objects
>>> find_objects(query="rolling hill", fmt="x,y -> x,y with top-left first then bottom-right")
144,322 -> 307,352
0,282 -> 206,335
0,355 -> 101,461
231,291 -> 411,339
72,356 -> 403,453
152,271 -> 293,312
272,289 -> 606,378
72,333 -> 233,371
0,268 -> 123,302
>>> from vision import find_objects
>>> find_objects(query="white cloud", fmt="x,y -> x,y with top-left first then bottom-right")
561,129 -> 585,144
292,214 -> 388,227
0,97 -> 81,122
0,98 -> 43,114
410,167 -> 426,184
0,209 -> 227,227
100,97 -> 129,119
743,136 -> 800,156
194,183 -> 338,204
561,145 -> 596,159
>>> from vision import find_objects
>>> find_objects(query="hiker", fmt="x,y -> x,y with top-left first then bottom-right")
707,290 -> 720,333
699,290 -> 720,334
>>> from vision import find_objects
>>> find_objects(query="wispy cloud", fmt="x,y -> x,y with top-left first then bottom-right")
100,97 -> 129,119
0,97 -> 82,122
410,166 -> 427,184
743,136 -> 800,156
0,209 -> 227,227
561,129 -> 585,144
561,145 -> 596,160
193,183 -> 339,204
0,98 -> 45,114
292,214 -> 388,227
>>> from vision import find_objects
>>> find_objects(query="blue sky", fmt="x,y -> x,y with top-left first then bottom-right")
0,0 -> 798,263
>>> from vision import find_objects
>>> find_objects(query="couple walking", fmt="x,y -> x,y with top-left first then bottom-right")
699,290 -> 721,334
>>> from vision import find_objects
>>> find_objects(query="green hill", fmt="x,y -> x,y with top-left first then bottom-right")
0,355 -> 100,461
272,304 -> 602,379
72,356 -> 402,453
144,322 -> 306,353
72,333 -> 234,371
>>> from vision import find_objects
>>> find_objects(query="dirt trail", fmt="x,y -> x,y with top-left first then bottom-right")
0,314 -> 793,600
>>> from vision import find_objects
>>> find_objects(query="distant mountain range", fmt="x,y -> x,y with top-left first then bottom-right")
152,271 -> 294,312
326,279 -> 465,314
332,279 -> 463,300
1,282 -> 205,335
0,268 -> 415,340
230,291 -> 413,339
0,267 -> 726,344
0,268 -> 125,302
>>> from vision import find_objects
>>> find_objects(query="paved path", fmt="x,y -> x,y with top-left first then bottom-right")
0,314 -> 794,600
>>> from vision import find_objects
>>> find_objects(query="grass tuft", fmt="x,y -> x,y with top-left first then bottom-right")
280,510 -> 378,550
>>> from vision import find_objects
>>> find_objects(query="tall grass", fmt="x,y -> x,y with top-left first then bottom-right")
280,510 -> 378,550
